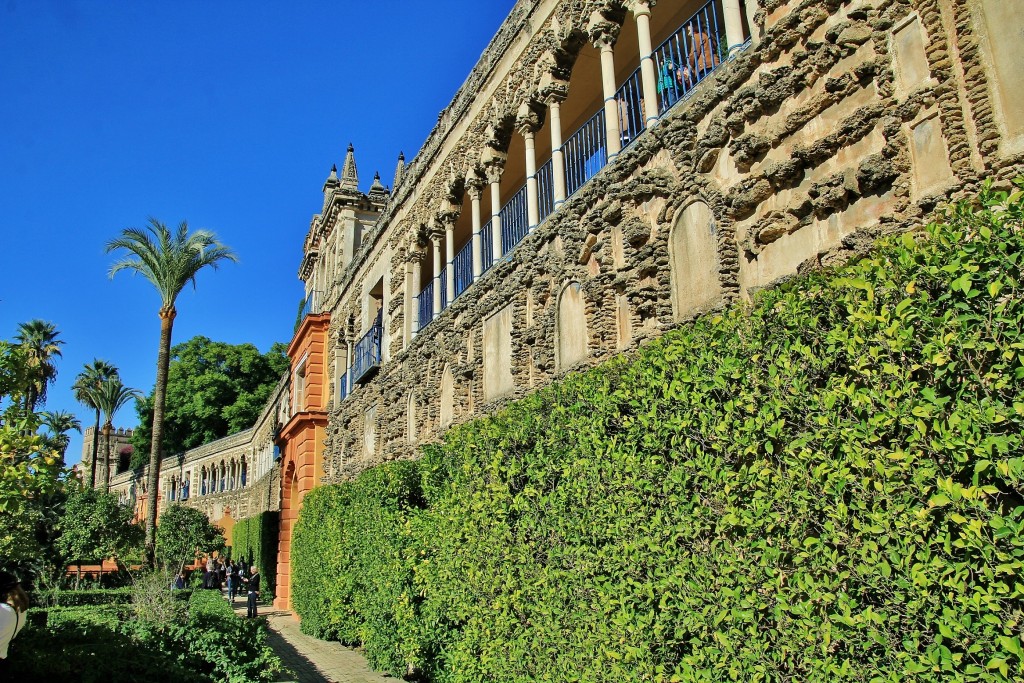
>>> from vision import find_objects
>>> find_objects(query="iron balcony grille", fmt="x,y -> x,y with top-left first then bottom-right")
453,240 -> 473,299
412,0 -> 736,333
417,279 -> 434,331
351,311 -> 383,383
563,108 -> 607,199
500,185 -> 529,257
654,0 -> 725,114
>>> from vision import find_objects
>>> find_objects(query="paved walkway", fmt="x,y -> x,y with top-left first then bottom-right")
229,596 -> 394,683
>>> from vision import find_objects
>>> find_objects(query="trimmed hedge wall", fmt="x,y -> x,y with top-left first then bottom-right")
292,183 -> 1024,681
232,511 -> 279,603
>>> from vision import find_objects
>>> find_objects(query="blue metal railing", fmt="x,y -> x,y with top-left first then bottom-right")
480,219 -> 494,273
536,158 -> 555,223
616,68 -> 646,149
564,108 -> 607,198
417,279 -> 434,331
352,311 -> 383,383
500,185 -> 529,256
338,371 -> 349,401
453,241 -> 473,298
296,290 -> 323,331
654,0 -> 724,113
411,0 -> 736,335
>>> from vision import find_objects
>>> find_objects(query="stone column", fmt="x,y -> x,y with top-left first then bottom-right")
590,14 -> 623,160
632,0 -> 660,127
439,210 -> 457,304
524,128 -> 540,229
484,161 -> 504,261
723,0 -> 745,54
430,230 -> 443,319
546,93 -> 568,206
403,258 -> 414,348
467,173 -> 485,279
410,248 -> 422,336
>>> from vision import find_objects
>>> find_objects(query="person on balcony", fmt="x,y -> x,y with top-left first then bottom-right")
680,21 -> 721,89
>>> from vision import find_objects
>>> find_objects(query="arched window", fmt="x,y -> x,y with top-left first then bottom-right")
556,282 -> 588,370
240,458 -> 247,487
669,200 -> 721,320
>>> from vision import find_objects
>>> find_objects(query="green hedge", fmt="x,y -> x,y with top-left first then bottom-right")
10,583 -> 281,682
291,461 -> 424,674
291,182 -> 1024,681
232,510 -> 279,603
33,587 -> 134,607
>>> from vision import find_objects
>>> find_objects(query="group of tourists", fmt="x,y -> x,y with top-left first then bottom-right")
174,556 -> 262,618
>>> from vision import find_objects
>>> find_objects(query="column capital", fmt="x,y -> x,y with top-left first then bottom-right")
407,243 -> 426,264
588,10 -> 622,49
465,170 -> 486,200
539,72 -> 569,106
482,158 -> 505,185
515,101 -> 544,137
628,0 -> 655,17
436,206 -> 459,230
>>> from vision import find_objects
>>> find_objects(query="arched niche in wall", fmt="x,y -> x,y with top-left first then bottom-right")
669,200 -> 722,321
556,281 -> 588,371
439,365 -> 455,428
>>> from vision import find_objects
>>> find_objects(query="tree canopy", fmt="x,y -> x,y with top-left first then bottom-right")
56,487 -> 142,569
131,336 -> 288,466
155,504 -> 224,574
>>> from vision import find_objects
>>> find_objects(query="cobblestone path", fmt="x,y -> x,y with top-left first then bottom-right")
231,598 -> 393,682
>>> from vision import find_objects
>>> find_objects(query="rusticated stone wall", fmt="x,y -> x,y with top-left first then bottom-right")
317,0 -> 1024,483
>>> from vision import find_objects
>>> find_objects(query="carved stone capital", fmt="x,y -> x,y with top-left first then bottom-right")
516,101 -> 545,136
480,147 -> 507,182
628,0 -> 655,17
465,168 -> 486,199
588,10 -> 622,49
538,71 -> 569,105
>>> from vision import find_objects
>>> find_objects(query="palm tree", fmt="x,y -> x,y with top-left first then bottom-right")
15,319 -> 64,413
94,378 -> 142,492
107,218 -> 237,564
38,410 -> 82,466
72,360 -> 120,488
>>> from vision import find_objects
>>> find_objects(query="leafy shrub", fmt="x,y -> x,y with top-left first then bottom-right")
292,181 -> 1024,682
10,576 -> 280,682
291,461 -> 424,676
232,510 -> 279,603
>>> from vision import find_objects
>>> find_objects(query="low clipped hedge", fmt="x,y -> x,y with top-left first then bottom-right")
292,182 -> 1024,681
232,511 -> 279,603
9,579 -> 280,682
33,587 -> 134,607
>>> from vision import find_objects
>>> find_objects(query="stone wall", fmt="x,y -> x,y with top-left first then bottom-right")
310,0 -> 1023,482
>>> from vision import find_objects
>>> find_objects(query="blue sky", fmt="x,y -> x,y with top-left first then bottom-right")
0,0 -> 516,466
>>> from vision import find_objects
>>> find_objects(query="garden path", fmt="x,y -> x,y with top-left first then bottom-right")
230,597 -> 394,682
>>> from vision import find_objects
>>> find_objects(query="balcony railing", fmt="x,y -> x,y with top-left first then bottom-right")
413,0 -> 735,333
453,240 -> 473,298
417,279 -> 434,331
352,311 -> 383,383
654,0 -> 725,113
537,158 -> 555,223
564,108 -> 607,198
500,185 -> 529,257
338,371 -> 350,401
296,290 -> 324,331
481,219 -> 495,272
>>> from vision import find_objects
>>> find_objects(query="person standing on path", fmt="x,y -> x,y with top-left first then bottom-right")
243,565 -> 260,618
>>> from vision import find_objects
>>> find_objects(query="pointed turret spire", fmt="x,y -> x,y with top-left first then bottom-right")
393,151 -> 406,189
368,170 -> 389,203
322,164 -> 339,192
340,143 -> 358,191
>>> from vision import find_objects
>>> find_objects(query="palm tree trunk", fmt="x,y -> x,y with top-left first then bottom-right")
89,408 -> 101,489
144,308 -> 176,568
